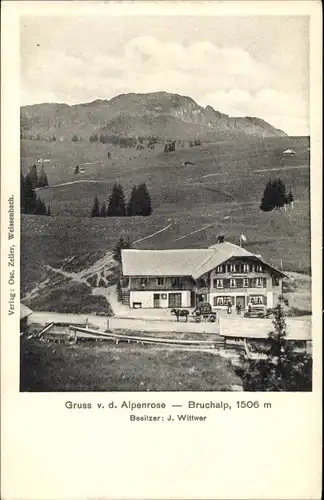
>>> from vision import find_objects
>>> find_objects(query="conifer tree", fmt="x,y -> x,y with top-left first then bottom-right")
260,180 -> 274,211
29,164 -> 38,189
260,178 -> 288,212
24,173 -> 37,213
20,172 -> 26,213
34,196 -> 47,215
113,236 -> 132,263
34,197 -> 40,214
237,297 -> 312,391
100,202 -> 106,217
126,184 -> 152,216
91,195 -> 100,217
126,185 -> 138,216
274,178 -> 287,209
287,190 -> 294,208
74,165 -> 80,174
90,133 -> 98,142
47,205 -> 51,216
136,183 -> 152,216
38,166 -> 49,187
107,184 -> 126,217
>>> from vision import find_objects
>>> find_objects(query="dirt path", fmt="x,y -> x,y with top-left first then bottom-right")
252,165 -> 309,174
22,277 -> 51,302
29,310 -> 221,334
45,264 -> 90,284
133,222 -> 174,245
174,223 -> 216,242
188,164 -> 309,184
38,179 -> 112,190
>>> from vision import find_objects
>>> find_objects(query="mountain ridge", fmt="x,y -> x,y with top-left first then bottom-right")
20,91 -> 287,141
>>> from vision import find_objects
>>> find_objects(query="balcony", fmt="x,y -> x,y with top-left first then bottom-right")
195,285 -> 268,294
196,287 -> 209,295
129,282 -> 192,291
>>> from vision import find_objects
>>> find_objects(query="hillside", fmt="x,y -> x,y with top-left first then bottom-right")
20,127 -> 310,314
21,91 -> 286,141
21,135 -> 310,217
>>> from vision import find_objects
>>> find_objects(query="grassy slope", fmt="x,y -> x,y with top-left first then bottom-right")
21,135 -> 311,310
21,136 -> 310,216
20,337 -> 241,391
21,198 -> 310,294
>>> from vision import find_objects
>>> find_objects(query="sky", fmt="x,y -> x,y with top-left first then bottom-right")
20,15 -> 310,135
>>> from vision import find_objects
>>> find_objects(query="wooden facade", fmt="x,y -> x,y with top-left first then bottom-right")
123,256 -> 283,310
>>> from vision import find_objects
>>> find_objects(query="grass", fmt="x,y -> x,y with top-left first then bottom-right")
26,280 -> 113,315
21,199 -> 310,293
20,337 -> 241,391
283,272 -> 312,314
20,135 -> 311,311
22,136 -> 310,217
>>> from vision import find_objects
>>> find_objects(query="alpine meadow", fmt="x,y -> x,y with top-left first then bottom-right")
19,14 -> 312,393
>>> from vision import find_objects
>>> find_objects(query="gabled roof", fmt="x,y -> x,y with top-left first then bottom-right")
122,242 -> 287,279
20,304 -> 33,319
122,248 -> 212,277
194,242 -> 255,279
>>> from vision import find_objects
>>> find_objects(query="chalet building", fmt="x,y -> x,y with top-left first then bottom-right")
282,149 -> 296,156
121,242 -> 286,310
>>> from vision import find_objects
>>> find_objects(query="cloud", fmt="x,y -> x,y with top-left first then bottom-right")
203,88 -> 309,134
21,35 -> 309,135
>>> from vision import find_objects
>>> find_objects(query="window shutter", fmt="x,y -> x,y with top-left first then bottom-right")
236,278 -> 243,288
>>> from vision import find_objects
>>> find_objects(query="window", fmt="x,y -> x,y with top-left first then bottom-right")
157,278 -> 164,286
250,295 -> 265,305
172,278 -> 180,288
230,278 -> 236,288
140,278 -> 146,288
293,341 -> 306,349
216,265 -> 223,273
230,263 -> 237,272
256,264 -> 263,272
213,279 -> 223,288
243,264 -> 250,272
214,296 -> 233,306
272,277 -> 280,287
243,278 -> 249,288
255,278 -> 263,287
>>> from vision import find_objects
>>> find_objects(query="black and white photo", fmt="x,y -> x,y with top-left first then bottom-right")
18,11 -> 314,392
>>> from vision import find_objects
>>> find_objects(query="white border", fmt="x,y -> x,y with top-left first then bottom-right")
1,2 -> 322,499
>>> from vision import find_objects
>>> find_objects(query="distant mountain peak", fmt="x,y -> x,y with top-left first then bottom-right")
20,91 -> 287,140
